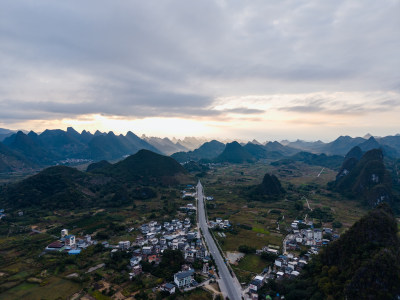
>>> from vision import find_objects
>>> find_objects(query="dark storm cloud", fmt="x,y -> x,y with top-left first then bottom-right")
0,0 -> 399,122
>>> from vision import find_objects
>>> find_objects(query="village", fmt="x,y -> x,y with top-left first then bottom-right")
42,187 -> 222,296
239,218 -> 341,299
41,184 -> 341,299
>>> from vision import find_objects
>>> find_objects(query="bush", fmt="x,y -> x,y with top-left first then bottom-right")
238,245 -> 256,254
261,252 -> 278,262
332,221 -> 342,228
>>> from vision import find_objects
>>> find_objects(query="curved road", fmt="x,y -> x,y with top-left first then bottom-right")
197,181 -> 242,300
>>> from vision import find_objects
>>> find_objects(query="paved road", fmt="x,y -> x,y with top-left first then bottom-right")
197,181 -> 242,300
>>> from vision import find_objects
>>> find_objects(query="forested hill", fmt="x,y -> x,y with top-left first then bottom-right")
270,204 -> 400,300
331,148 -> 395,208
0,150 -> 191,210
91,149 -> 190,185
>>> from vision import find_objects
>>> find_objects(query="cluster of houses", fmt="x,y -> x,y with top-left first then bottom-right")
208,218 -> 231,229
125,218 -> 214,293
45,229 -> 97,255
181,185 -> 196,199
242,249 -> 311,299
272,252 -> 310,280
244,219 -> 340,299
179,203 -> 197,214
282,227 -> 339,258
289,220 -> 339,247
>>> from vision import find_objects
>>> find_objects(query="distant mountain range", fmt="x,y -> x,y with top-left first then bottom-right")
0,128 -> 161,169
1,127 -> 400,173
282,135 -> 400,157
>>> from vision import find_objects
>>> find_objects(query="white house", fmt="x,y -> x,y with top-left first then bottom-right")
64,235 -> 76,247
119,241 -> 131,250
314,229 -> 322,240
274,259 -> 282,267
173,269 -> 194,288
130,256 -> 142,266
163,283 -> 176,294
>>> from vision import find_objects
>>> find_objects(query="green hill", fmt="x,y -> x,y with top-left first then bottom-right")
246,173 -> 286,201
0,142 -> 37,172
243,143 -> 268,159
171,140 -> 225,162
215,141 -> 255,163
0,150 -> 190,210
257,173 -> 285,196
86,160 -> 112,172
270,204 -> 400,300
272,151 -> 343,170
332,148 -> 394,207
94,149 -> 191,185
3,131 -> 59,164
1,166 -> 95,209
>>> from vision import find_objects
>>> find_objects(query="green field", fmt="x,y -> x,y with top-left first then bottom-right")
0,277 -> 82,300
204,161 -> 368,256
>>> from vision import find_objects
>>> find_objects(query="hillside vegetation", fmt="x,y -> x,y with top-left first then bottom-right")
331,148 -> 395,208
0,150 -> 190,210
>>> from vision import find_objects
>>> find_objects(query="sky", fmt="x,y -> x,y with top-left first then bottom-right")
0,0 -> 399,142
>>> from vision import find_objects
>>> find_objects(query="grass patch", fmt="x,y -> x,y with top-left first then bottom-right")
235,254 -> 266,273
91,290 -> 111,300
0,276 -> 81,300
252,227 -> 270,235
7,271 -> 31,281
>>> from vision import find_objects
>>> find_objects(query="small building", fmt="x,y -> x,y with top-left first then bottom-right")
119,241 -> 131,250
314,229 -> 322,241
64,235 -> 76,247
129,265 -> 142,279
202,263 -> 209,274
148,254 -> 160,264
249,276 -> 264,292
173,269 -> 194,288
162,283 -> 176,294
142,246 -> 152,255
130,256 -> 142,266
274,259 -> 282,267
291,270 -> 300,276
266,248 -> 279,255
45,241 -> 64,252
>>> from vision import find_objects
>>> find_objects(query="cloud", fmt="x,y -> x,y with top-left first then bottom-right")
276,91 -> 400,115
0,0 -> 399,136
